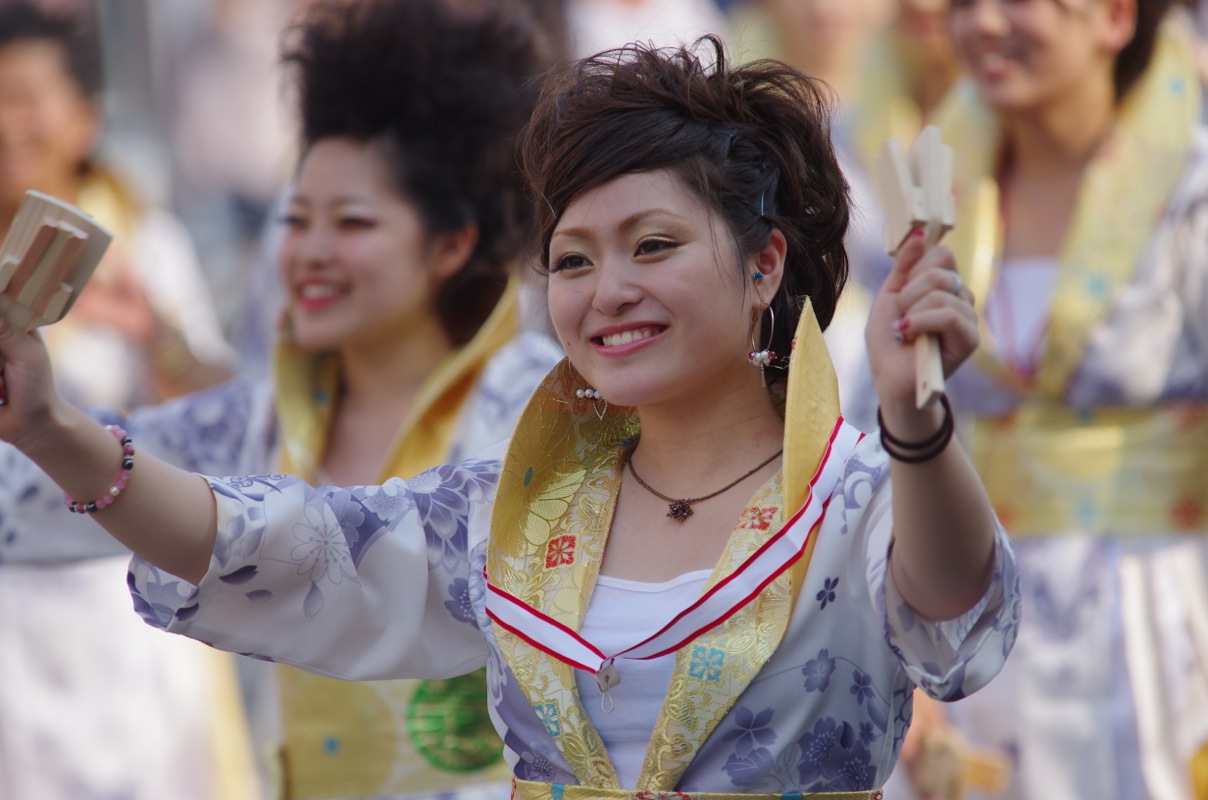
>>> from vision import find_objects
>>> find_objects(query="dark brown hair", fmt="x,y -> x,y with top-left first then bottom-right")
519,36 -> 851,379
1115,0 -> 1178,99
0,0 -> 100,98
282,0 -> 553,345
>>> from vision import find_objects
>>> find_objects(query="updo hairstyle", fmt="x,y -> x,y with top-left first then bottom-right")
282,0 -> 553,345
519,36 -> 851,380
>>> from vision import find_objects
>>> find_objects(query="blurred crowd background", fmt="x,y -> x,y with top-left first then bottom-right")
20,0 -> 1207,394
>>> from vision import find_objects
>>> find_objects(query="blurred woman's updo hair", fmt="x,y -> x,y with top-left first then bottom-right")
283,0 -> 555,345
519,35 -> 851,377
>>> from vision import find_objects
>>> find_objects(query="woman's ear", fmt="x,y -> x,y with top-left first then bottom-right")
1098,0 -> 1138,54
749,227 -> 787,305
430,222 -> 480,282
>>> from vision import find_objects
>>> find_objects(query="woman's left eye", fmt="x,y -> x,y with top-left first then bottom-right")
635,238 -> 677,256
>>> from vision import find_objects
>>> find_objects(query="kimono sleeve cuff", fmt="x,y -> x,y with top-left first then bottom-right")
881,521 -> 1020,701
127,476 -> 261,632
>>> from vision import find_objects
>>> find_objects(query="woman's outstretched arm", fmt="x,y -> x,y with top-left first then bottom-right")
0,320 -> 217,583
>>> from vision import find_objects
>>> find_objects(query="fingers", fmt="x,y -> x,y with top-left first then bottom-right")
880,229 -> 928,294
0,316 -> 37,357
894,300 -> 979,343
897,258 -> 973,312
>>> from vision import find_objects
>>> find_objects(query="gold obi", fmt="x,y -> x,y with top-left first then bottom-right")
970,403 -> 1208,537
510,779 -> 882,800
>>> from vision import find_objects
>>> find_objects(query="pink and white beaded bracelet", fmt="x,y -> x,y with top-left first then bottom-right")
64,425 -> 135,514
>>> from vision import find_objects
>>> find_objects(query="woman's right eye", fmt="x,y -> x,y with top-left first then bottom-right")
551,253 -> 590,272
280,213 -> 306,229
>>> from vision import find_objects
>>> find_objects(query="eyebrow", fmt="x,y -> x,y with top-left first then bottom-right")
551,209 -> 684,243
287,194 -> 373,208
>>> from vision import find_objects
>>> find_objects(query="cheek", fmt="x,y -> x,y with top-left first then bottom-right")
276,238 -> 299,285
545,282 -> 587,345
339,237 -> 396,285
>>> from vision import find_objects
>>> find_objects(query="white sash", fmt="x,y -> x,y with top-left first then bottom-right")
486,418 -> 864,692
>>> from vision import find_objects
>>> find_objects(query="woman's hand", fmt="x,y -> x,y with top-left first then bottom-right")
865,231 -> 979,412
0,317 -> 68,452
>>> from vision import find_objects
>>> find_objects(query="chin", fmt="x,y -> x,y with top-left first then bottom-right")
290,327 -> 344,353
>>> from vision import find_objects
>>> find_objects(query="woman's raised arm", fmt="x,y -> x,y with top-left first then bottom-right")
864,234 -> 999,622
0,319 -> 217,583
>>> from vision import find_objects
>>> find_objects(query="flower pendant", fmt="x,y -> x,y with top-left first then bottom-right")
667,501 -> 693,521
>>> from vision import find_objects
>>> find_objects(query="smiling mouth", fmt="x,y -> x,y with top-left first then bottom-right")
298,283 -> 345,301
596,327 -> 661,347
976,51 -> 1011,74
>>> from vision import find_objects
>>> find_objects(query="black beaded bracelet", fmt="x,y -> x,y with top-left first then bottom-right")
877,395 -> 954,464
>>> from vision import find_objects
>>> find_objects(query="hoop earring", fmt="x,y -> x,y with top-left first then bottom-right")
748,303 -> 776,387
576,386 -> 608,420
748,303 -> 776,367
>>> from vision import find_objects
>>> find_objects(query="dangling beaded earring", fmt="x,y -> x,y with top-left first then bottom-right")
748,303 -> 776,367
576,386 -> 608,420
748,302 -> 776,386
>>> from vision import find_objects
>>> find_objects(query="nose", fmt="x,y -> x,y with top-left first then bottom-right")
286,220 -> 335,271
590,257 -> 643,317
962,0 -> 1009,35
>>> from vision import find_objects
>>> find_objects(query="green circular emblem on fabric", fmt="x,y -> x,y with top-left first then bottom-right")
407,668 -> 503,772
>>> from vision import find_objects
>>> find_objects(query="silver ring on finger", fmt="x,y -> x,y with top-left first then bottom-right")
948,270 -> 964,296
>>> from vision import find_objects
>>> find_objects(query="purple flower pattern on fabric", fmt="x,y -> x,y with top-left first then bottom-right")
722,706 -> 778,756
816,576 -> 839,609
802,649 -> 836,692
796,717 -> 875,790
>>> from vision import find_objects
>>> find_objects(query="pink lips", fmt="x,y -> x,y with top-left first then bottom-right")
295,281 -> 344,311
590,323 -> 666,356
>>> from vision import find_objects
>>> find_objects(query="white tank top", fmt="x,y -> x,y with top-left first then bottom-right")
573,569 -> 713,788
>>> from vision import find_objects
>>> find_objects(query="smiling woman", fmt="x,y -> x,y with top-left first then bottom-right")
918,0 -> 1208,797
0,33 -> 1018,800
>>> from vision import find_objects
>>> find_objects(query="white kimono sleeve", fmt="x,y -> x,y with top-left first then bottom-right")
850,440 -> 1020,702
127,454 -> 503,683
0,378 -> 272,565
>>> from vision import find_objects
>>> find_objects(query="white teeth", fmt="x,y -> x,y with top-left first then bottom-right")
299,284 -> 341,299
601,328 -> 656,347
981,52 -> 1007,71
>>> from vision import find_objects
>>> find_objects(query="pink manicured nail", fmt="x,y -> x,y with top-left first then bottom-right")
892,318 -> 911,333
910,228 -> 925,239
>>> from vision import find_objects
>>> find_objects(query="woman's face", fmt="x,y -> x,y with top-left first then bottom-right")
0,40 -> 96,202
279,137 -> 463,352
546,169 -> 775,411
896,0 -> 956,63
948,0 -> 1124,113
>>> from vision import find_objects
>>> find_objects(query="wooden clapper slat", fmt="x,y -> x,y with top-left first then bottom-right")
874,125 -> 956,409
0,190 -> 112,337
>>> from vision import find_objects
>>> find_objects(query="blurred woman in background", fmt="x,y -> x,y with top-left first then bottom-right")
0,0 -> 233,410
0,1 -> 562,798
931,0 -> 1208,796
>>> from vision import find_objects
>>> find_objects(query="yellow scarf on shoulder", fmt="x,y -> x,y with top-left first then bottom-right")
273,281 -> 521,798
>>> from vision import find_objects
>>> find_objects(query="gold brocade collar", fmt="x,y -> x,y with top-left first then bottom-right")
932,23 -> 1200,400
273,279 -> 521,482
487,301 -> 841,791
